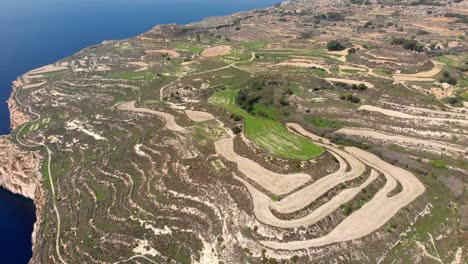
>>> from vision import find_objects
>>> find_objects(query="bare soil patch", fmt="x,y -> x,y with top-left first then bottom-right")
144,49 -> 180,58
201,45 -> 232,58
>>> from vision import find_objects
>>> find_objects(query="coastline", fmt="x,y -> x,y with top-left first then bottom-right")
1,74 -> 45,263
0,2 -> 282,261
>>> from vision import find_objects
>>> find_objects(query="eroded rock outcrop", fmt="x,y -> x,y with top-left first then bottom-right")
8,79 -> 32,130
0,136 -> 42,200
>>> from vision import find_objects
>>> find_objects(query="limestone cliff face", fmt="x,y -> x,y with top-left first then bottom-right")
3,77 -> 45,264
8,79 -> 32,130
30,186 -> 45,264
0,136 -> 42,200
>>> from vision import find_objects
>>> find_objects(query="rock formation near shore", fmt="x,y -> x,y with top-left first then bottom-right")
8,79 -> 32,130
0,136 -> 42,200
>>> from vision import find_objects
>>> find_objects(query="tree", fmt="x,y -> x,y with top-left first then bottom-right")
445,97 -> 458,105
357,83 -> 368,91
327,40 -> 346,51
231,126 -> 242,134
350,96 -> 361,103
391,37 -> 424,52
439,71 -> 458,85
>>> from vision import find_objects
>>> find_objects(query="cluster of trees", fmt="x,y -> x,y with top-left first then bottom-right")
439,71 -> 457,85
327,40 -> 346,51
408,0 -> 444,6
444,97 -> 459,106
314,12 -> 346,21
350,0 -> 372,4
340,93 -> 361,103
235,90 -> 261,112
348,47 -> 358,55
444,12 -> 468,23
390,37 -> 424,52
231,125 -> 242,134
335,81 -> 368,91
416,29 -> 430,35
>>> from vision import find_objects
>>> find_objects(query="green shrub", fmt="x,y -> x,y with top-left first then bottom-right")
357,83 -> 368,91
430,160 -> 447,169
350,96 -> 361,103
231,126 -> 242,134
327,40 -> 346,51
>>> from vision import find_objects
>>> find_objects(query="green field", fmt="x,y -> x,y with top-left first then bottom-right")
306,116 -> 345,129
461,91 -> 468,100
372,69 -> 392,77
209,89 -> 323,160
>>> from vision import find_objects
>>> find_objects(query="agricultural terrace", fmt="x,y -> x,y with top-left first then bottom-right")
209,89 -> 323,160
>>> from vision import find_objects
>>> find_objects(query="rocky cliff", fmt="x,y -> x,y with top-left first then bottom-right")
2,77 -> 45,264
0,136 -> 42,200
8,79 -> 32,130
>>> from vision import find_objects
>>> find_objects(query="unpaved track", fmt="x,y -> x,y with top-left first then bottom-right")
22,80 -> 47,89
14,79 -> 66,263
381,101 -> 468,119
325,77 -> 375,89
336,128 -> 466,156
28,64 -> 68,75
117,101 -> 186,132
359,105 -> 468,126
286,123 -> 331,144
339,65 -> 366,72
214,137 -> 311,195
393,62 -> 443,82
271,148 -> 365,214
185,110 -> 215,123
144,49 -> 180,58
276,59 -> 330,72
236,170 -> 378,228
261,146 -> 425,250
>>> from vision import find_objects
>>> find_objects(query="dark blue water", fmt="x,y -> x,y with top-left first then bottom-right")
0,1 -> 278,263
0,189 -> 37,264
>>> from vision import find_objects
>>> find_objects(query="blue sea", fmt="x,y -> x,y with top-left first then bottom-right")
0,0 -> 279,263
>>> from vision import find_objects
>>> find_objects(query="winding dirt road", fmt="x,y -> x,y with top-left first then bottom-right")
14,77 -> 66,263
359,105 -> 468,126
214,138 -> 311,195
336,127 -> 466,156
117,101 -> 186,132
261,143 -> 425,250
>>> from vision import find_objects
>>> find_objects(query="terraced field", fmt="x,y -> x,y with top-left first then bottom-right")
209,89 -> 323,160
3,1 -> 467,263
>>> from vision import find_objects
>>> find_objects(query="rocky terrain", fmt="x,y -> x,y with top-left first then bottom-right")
0,136 -> 41,200
2,0 -> 467,263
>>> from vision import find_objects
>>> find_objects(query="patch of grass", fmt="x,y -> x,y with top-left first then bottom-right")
175,43 -> 204,54
341,69 -> 360,74
306,116 -> 345,129
41,69 -> 69,79
242,41 -> 269,50
115,43 -> 132,51
42,156 -> 52,191
373,69 -> 392,77
430,160 -> 447,169
94,186 -> 107,202
436,56 -> 457,67
252,104 -> 282,120
110,71 -> 155,80
209,90 -> 323,160
460,91 -> 468,100
310,68 -> 328,77
19,118 -> 51,137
